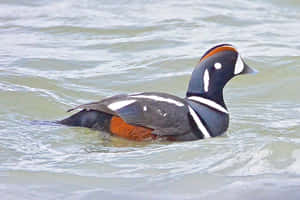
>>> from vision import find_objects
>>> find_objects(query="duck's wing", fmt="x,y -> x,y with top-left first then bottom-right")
68,93 -> 191,136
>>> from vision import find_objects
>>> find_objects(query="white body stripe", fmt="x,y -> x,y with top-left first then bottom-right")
131,95 -> 184,107
203,69 -> 210,92
188,106 -> 211,139
108,100 -> 136,111
188,96 -> 228,114
234,54 -> 244,74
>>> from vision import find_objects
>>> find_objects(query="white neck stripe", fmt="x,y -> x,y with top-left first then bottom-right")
187,96 -> 228,114
188,106 -> 211,139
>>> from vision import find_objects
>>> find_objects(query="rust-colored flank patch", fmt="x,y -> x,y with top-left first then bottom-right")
110,116 -> 155,141
200,46 -> 237,62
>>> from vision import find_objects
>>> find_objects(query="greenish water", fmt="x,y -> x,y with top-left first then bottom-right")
1,0 -> 300,199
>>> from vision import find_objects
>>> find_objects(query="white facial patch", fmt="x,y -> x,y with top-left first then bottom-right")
203,69 -> 210,92
214,62 -> 222,70
143,106 -> 147,111
234,54 -> 244,74
108,100 -> 136,111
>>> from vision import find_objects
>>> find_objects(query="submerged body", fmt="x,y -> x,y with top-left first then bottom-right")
59,44 -> 256,141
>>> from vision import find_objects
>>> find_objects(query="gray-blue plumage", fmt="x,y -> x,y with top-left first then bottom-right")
60,44 -> 257,141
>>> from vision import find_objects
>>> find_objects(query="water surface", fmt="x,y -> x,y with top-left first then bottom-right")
1,0 -> 300,199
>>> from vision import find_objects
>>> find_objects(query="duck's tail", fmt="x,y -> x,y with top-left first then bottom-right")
58,110 -> 155,141
58,110 -> 113,131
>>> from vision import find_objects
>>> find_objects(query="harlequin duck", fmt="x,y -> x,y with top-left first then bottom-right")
59,44 -> 257,141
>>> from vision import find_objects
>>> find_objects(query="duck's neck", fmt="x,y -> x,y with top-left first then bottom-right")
186,70 -> 227,108
186,88 -> 226,108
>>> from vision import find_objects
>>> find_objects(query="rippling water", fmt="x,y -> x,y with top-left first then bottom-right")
1,0 -> 300,199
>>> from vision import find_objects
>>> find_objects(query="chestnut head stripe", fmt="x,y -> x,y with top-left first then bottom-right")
200,46 -> 237,62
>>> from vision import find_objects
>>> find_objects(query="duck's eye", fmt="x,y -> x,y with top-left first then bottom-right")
214,62 -> 222,70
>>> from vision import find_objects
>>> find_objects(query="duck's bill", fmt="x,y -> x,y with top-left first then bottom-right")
241,62 -> 258,75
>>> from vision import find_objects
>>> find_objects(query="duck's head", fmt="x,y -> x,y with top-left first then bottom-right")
186,44 -> 257,107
